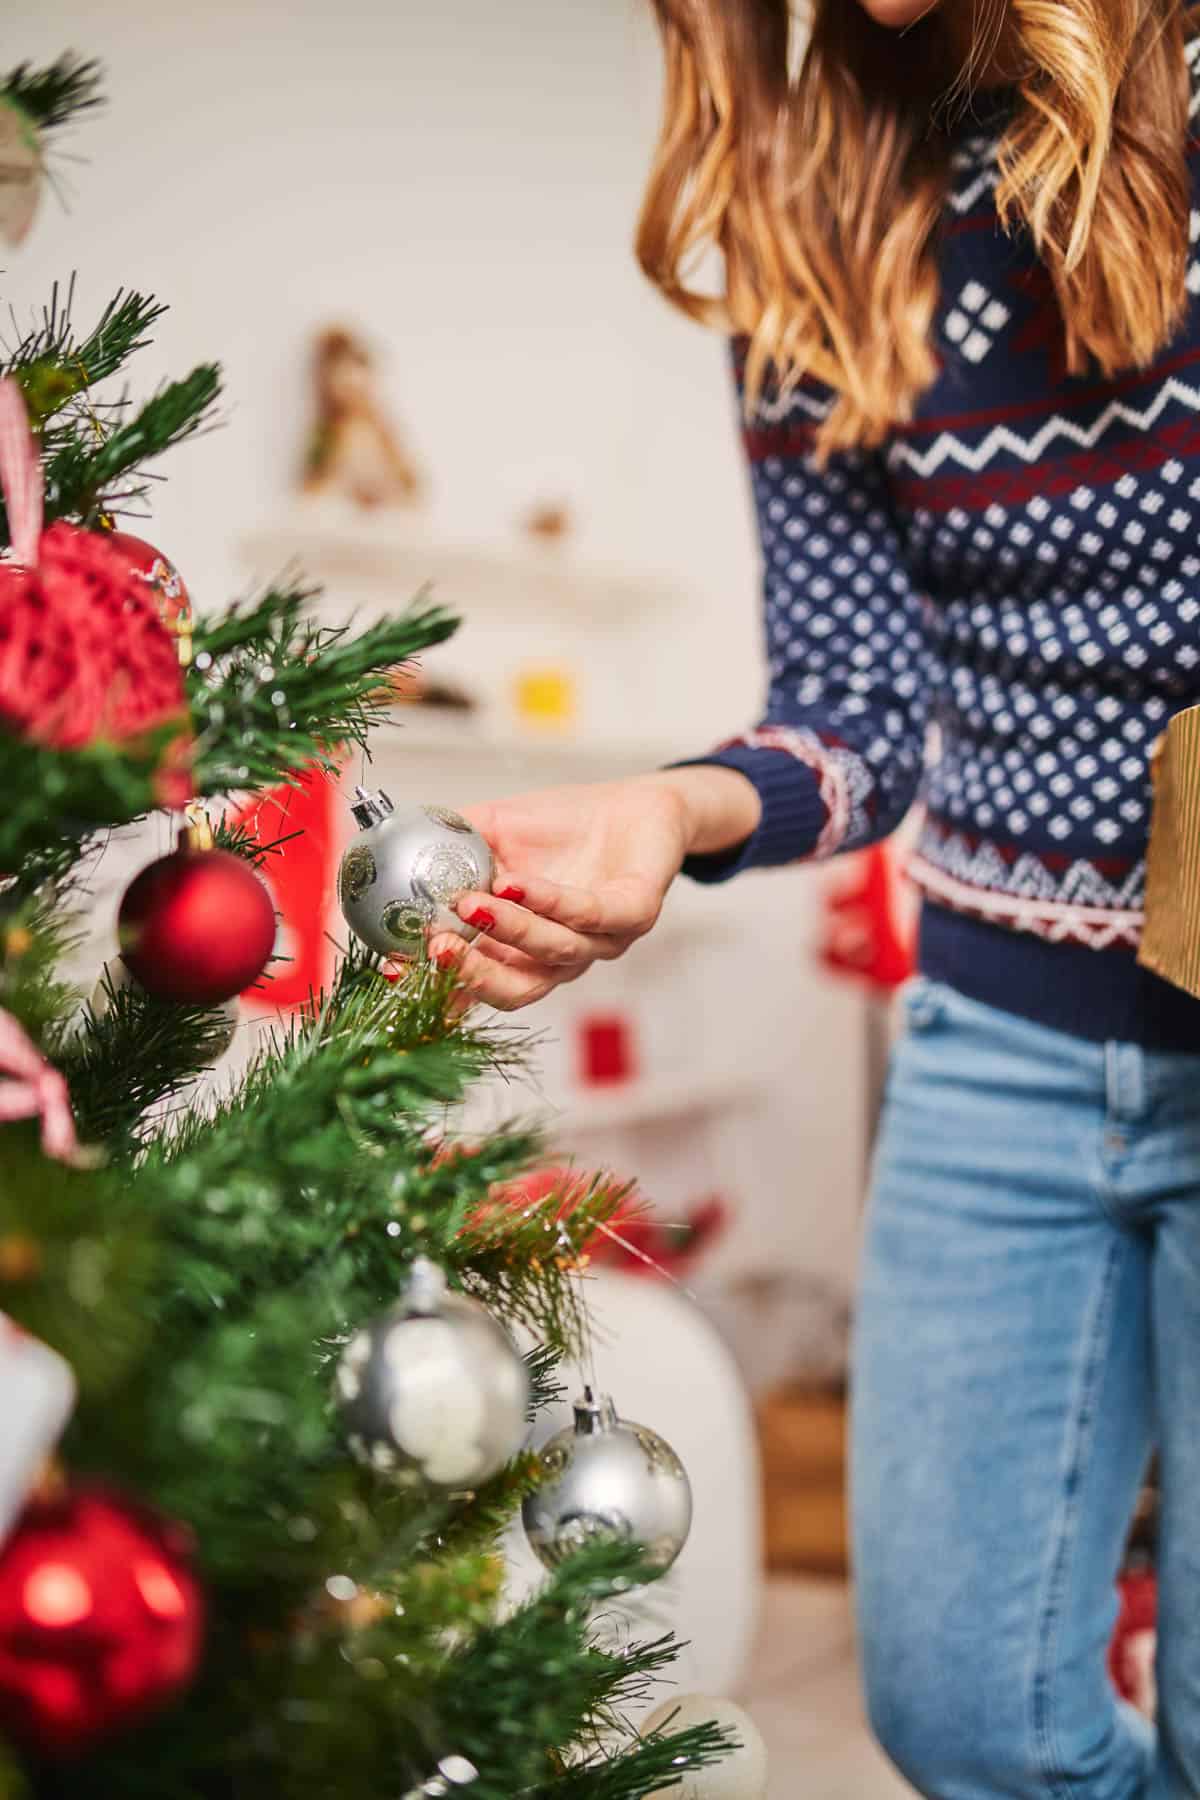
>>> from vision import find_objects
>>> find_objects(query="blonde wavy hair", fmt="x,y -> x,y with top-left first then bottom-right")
636,0 -> 1195,455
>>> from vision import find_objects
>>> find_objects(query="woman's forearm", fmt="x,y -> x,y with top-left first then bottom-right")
640,765 -> 763,859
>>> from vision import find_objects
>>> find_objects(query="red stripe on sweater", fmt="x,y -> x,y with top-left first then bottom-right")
744,347 -> 1200,466
892,415 -> 1200,514
903,345 -> 1200,439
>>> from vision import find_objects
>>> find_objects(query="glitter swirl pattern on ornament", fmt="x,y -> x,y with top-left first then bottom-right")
412,845 -> 482,907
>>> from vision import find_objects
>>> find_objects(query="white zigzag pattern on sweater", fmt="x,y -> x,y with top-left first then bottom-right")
909,856 -> 1144,950
947,145 -> 1001,216
752,384 -> 833,427
909,828 -> 1145,950
889,375 -> 1200,479
916,825 -> 1145,908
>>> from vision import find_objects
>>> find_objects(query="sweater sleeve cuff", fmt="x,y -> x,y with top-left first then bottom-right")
670,743 -> 830,884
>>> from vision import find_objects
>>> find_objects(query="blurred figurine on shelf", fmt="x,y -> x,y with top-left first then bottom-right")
520,500 -> 572,543
301,326 -> 423,509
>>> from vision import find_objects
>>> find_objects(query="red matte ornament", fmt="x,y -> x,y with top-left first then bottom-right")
119,845 -> 277,1005
0,1484 -> 204,1754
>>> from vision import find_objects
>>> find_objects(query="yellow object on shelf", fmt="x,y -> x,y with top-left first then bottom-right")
512,665 -> 577,732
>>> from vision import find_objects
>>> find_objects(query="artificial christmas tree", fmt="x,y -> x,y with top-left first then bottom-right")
0,55 -> 730,1799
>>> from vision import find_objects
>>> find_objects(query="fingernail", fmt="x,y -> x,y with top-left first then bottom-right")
435,950 -> 458,972
467,908 -> 496,931
497,885 -> 525,904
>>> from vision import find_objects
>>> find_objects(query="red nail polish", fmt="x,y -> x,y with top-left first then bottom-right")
435,950 -> 458,972
497,885 -> 525,903
467,908 -> 496,931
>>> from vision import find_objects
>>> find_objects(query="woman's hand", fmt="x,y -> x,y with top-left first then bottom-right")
426,765 -> 759,1011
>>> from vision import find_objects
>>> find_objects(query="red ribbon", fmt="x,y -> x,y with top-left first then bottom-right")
0,377 -> 42,567
0,1008 -> 88,1165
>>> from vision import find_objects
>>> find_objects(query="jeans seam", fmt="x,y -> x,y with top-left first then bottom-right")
1030,1236 -> 1124,1799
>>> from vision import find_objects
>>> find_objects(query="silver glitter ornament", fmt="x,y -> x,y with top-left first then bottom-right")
338,789 -> 494,959
522,1389 -> 693,1577
336,1258 -> 529,1489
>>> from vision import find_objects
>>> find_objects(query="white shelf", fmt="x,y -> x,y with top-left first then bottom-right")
366,709 -> 688,776
239,504 -> 683,619
555,1067 -> 760,1136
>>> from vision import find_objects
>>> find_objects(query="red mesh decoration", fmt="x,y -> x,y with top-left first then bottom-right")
0,1483 -> 204,1755
471,1163 -> 729,1279
0,521 -> 190,759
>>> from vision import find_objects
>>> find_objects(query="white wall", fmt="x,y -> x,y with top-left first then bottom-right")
10,0 -> 871,1314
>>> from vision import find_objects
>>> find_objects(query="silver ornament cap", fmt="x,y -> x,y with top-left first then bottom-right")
522,1388 -> 693,1577
336,1258 -> 530,1490
338,790 -> 494,960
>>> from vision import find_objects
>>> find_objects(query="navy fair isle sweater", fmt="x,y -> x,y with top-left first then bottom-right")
683,57 -> 1200,1049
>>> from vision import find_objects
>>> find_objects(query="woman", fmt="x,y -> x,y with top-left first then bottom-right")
431,3 -> 1200,1794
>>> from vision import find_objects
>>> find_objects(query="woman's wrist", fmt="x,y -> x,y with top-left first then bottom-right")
640,765 -> 763,859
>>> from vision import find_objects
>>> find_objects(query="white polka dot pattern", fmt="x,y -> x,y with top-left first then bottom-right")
749,446 -> 935,853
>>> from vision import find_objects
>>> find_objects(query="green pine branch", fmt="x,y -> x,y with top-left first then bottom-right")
43,364 -> 221,526
0,726 -> 176,872
0,896 -> 82,1051
0,1137 -> 155,1398
4,283 -> 166,431
188,586 -> 459,793
430,1544 -> 727,1800
2,53 -> 103,134
541,1724 -> 735,1800
58,972 -> 242,1158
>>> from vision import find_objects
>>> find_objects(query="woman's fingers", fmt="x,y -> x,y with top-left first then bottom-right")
450,889 -> 623,969
464,873 -> 656,939
426,930 -> 573,1012
422,873 -> 655,1013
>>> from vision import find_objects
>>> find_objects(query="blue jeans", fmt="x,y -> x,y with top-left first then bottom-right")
851,978 -> 1200,1799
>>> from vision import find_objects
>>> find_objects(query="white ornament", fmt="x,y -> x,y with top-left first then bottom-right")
643,1695 -> 769,1800
336,1259 -> 529,1490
